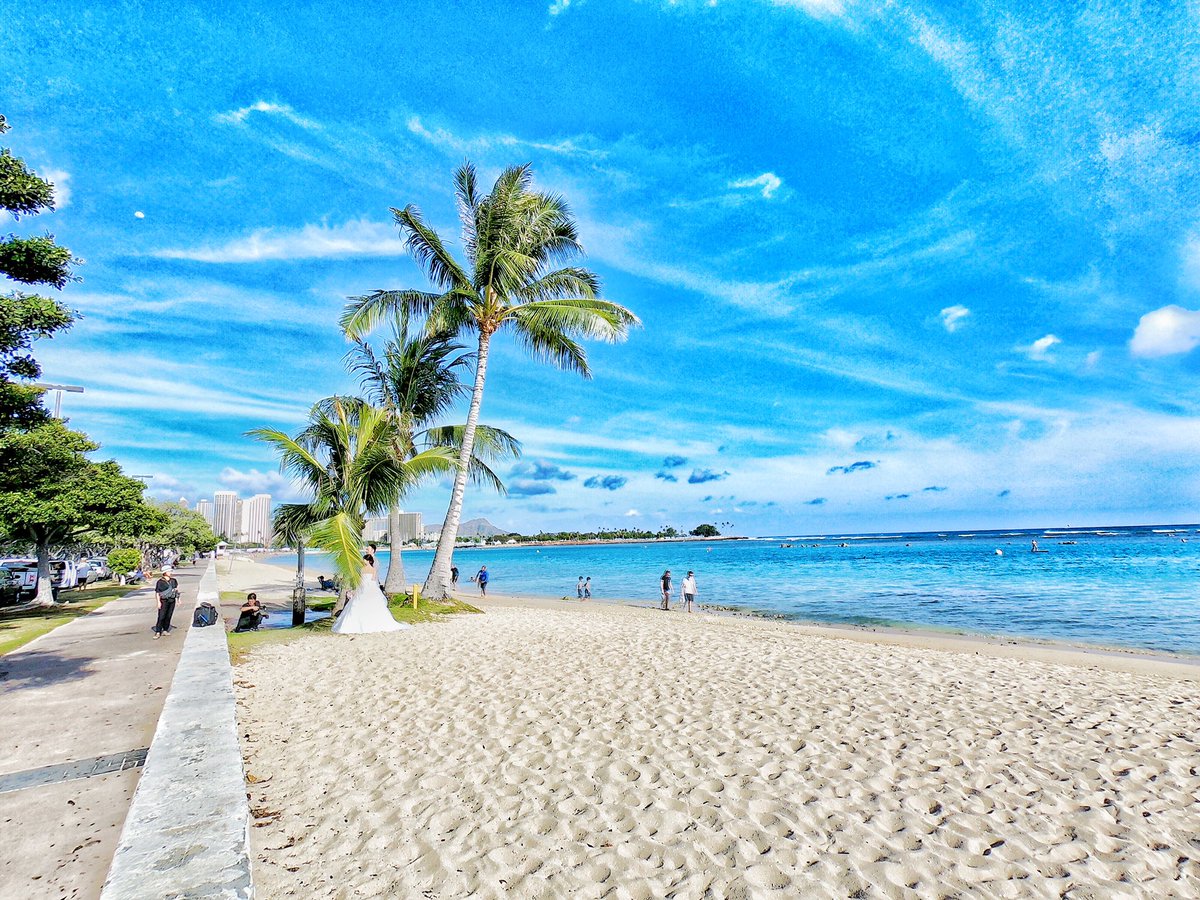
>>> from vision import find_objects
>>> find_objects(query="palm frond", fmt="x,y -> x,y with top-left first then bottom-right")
307,512 -> 365,588
341,289 -> 441,340
393,205 -> 473,291
454,161 -> 481,268
246,427 -> 329,487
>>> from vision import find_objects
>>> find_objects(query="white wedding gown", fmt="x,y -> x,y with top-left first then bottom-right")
332,567 -> 410,634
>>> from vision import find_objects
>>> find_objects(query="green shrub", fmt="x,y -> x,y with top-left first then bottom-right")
107,548 -> 141,575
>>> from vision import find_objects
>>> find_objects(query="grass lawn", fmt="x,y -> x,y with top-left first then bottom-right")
225,590 -> 479,664
0,583 -> 136,656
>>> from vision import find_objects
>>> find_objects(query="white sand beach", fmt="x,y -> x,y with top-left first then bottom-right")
226,559 -> 1200,898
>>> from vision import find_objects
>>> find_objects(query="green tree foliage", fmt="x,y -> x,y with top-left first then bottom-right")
140,502 -> 219,556
0,421 -> 166,603
341,162 -> 639,598
690,523 -> 720,537
0,115 -> 77,426
107,548 -> 141,576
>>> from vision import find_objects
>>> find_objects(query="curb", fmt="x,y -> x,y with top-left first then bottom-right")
100,562 -> 253,899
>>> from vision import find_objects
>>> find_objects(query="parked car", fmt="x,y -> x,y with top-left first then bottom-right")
88,557 -> 113,580
48,560 -> 79,593
0,568 -> 24,606
0,559 -> 38,600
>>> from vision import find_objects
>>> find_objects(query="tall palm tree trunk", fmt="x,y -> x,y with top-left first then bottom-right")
424,331 -> 490,598
292,539 -> 306,626
383,505 -> 407,594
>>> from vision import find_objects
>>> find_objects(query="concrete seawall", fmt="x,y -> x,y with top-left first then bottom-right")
101,561 -> 252,899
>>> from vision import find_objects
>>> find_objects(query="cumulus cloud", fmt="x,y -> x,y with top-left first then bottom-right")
662,455 -> 687,468
508,479 -> 557,497
1130,306 -> 1200,358
218,467 -> 305,501
827,460 -> 877,475
729,172 -> 783,199
940,304 -> 970,332
688,469 -> 730,484
154,219 -> 406,263
804,497 -> 827,505
584,475 -> 627,491
1022,334 -> 1062,360
511,459 -> 576,481
655,471 -> 678,482
624,508 -> 640,517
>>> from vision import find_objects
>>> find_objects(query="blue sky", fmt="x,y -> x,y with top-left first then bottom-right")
4,0 -> 1199,535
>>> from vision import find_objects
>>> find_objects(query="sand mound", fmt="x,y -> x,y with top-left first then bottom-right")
236,604 -> 1200,898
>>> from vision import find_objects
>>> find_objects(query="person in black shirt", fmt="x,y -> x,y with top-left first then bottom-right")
154,568 -> 179,638
233,593 -> 268,632
660,570 -> 672,610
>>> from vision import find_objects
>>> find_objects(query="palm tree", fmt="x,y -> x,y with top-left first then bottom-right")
342,162 -> 640,598
344,310 -> 520,593
249,397 -> 456,613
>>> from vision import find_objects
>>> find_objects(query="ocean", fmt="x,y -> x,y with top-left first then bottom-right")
264,524 -> 1200,655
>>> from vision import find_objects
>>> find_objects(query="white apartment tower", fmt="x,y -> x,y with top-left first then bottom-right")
244,494 -> 273,546
196,499 -> 215,528
213,491 -> 240,541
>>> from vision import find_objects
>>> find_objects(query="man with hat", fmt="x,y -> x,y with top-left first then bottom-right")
154,567 -> 180,639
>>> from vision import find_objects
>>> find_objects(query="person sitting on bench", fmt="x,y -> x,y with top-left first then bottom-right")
233,593 -> 268,632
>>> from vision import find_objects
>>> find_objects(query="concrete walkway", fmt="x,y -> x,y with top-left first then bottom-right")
0,566 -> 200,900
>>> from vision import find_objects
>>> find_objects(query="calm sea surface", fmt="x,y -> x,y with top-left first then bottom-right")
266,524 -> 1200,655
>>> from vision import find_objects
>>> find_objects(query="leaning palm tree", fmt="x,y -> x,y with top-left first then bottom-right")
342,162 -> 640,598
249,397 -> 456,610
344,310 -> 520,593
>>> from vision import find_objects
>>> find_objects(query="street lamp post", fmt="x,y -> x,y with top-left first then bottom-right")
32,382 -> 84,418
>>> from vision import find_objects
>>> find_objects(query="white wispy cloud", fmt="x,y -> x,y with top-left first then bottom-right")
153,219 -> 405,263
214,100 -> 321,130
771,0 -> 847,17
728,172 -> 783,199
1021,334 -> 1062,360
406,115 -> 605,160
1130,306 -> 1200,358
939,304 -> 970,332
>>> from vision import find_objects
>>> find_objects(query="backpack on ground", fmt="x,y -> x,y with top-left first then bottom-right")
193,603 -> 219,627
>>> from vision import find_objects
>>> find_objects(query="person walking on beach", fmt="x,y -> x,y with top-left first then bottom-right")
583,577 -> 592,599
153,568 -> 179,639
577,576 -> 585,599
681,571 -> 697,613
660,570 -> 672,610
476,565 -> 489,596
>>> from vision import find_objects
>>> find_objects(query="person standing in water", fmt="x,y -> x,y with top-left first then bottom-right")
681,571 -> 697,613
583,577 -> 591,599
451,565 -> 459,587
577,576 -> 585,599
476,565 -> 489,596
660,570 -> 672,610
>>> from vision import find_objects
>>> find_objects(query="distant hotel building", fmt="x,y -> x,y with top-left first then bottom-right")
364,512 -> 423,544
194,490 -> 274,545
242,494 -> 273,546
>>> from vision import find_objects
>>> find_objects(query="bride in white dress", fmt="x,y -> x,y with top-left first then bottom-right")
331,554 -> 410,634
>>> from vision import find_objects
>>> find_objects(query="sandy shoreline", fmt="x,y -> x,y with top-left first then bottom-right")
224,558 -> 1200,897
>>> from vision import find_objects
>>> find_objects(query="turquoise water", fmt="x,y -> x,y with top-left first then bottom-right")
267,524 -> 1200,655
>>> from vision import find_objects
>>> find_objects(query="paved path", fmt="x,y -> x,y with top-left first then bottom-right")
0,567 -> 200,900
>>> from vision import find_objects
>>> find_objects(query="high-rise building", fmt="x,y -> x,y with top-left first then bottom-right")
178,496 -> 189,510
363,512 -> 423,544
213,490 -> 239,540
244,494 -> 273,546
196,499 -> 215,529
